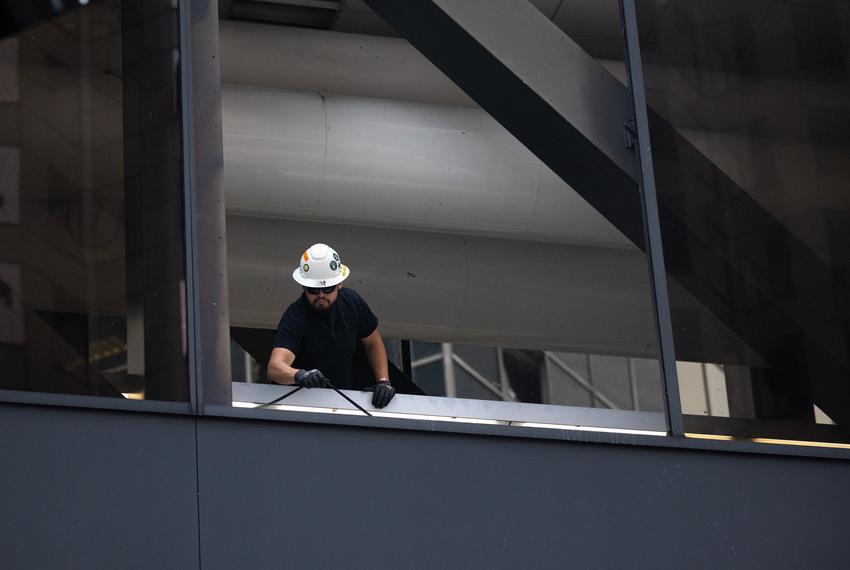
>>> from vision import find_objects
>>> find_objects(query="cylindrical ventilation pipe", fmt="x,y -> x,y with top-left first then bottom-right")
222,85 -> 633,249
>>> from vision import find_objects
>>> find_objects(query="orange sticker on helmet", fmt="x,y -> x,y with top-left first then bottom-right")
303,251 -> 309,262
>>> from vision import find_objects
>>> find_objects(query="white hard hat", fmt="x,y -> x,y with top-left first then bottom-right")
292,243 -> 350,287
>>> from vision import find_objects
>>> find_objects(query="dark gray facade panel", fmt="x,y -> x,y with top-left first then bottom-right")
198,417 -> 850,569
2,405 -> 849,568
0,404 -> 200,570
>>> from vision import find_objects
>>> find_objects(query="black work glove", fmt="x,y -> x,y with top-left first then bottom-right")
371,382 -> 395,408
294,368 -> 328,388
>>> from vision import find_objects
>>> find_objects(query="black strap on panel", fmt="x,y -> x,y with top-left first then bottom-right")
260,382 -> 373,417
258,386 -> 303,408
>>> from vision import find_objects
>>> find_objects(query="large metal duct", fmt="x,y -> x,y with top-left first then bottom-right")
219,20 -> 476,107
222,85 -> 632,249
227,215 -> 659,357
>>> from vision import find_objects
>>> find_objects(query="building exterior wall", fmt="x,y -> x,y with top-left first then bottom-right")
0,404 -> 200,570
2,402 -> 849,568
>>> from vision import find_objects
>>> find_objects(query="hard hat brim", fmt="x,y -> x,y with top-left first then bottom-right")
292,264 -> 350,287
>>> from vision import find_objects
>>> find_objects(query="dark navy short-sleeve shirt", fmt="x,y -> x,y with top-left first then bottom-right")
273,287 -> 378,389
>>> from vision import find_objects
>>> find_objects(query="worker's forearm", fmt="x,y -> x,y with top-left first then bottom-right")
365,341 -> 389,382
267,362 -> 299,385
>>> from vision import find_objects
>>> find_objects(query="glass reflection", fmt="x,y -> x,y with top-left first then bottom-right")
637,0 -> 850,443
0,1 -> 187,401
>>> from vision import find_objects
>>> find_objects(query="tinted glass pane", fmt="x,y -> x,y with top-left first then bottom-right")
0,1 -> 187,401
223,0 -> 667,432
637,0 -> 850,443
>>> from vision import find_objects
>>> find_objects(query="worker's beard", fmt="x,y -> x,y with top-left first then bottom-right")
309,297 -> 335,313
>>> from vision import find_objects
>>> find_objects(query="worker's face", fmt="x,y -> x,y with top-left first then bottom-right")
303,285 -> 339,312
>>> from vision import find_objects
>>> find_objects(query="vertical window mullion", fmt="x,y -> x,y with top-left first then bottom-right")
619,0 -> 684,437
179,0 -> 201,415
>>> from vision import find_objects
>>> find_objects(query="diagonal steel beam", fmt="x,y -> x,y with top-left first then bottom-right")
364,0 -> 648,250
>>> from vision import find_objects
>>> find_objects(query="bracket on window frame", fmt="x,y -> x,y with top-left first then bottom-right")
624,118 -> 637,149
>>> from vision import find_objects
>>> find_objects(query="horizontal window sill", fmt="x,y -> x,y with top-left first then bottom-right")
218,382 -> 850,461
231,381 -> 667,435
2,386 -> 847,461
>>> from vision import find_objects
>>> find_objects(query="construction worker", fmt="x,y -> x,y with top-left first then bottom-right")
267,243 -> 395,408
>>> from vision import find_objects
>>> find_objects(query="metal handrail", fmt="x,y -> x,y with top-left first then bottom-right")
544,352 -> 620,410
410,342 -> 625,409
452,353 -> 503,398
410,352 -> 442,368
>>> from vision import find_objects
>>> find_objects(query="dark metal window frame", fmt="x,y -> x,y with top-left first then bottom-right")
1,0 -> 848,461
179,0 -> 201,416
619,0 -> 683,437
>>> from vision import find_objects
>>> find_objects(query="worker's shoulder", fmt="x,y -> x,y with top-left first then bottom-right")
338,286 -> 367,304
281,295 -> 309,319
